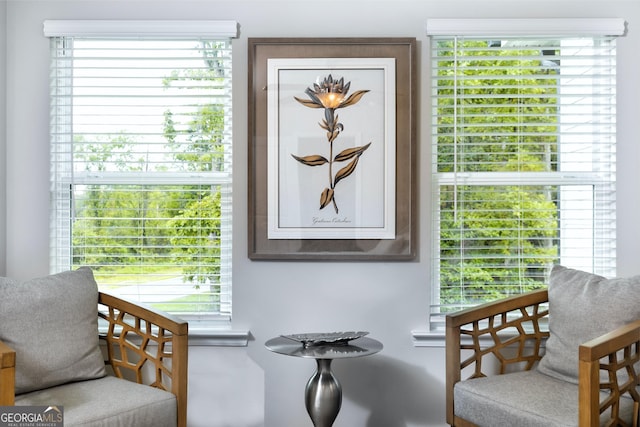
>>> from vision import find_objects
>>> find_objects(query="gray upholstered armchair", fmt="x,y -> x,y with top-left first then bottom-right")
0,268 -> 188,427
446,265 -> 640,427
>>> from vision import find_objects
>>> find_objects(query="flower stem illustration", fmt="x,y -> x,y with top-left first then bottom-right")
292,74 -> 371,214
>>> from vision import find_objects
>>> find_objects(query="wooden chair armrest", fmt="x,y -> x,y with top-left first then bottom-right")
98,292 -> 189,427
579,319 -> 640,427
446,289 -> 549,425
446,288 -> 548,328
99,292 -> 188,334
0,340 -> 16,406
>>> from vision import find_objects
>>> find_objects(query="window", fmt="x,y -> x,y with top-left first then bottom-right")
427,19 -> 625,328
45,21 -> 238,327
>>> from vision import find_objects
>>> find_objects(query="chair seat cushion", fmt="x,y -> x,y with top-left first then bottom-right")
454,370 -> 636,427
15,376 -> 177,427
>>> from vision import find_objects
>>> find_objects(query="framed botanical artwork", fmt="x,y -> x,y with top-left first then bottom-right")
248,38 -> 416,260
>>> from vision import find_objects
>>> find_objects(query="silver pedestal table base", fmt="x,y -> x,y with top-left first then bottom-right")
265,336 -> 383,427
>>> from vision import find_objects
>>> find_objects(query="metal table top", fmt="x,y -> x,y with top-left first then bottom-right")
265,336 -> 383,360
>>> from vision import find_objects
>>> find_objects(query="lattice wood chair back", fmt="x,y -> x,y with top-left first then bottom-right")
579,319 -> 640,427
98,292 -> 188,427
446,289 -> 550,425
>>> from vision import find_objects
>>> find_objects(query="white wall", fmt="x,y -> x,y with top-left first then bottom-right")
0,0 -> 6,276
3,1 -> 640,426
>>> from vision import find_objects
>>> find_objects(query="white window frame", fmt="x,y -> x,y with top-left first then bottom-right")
44,20 -> 247,343
415,18 -> 625,342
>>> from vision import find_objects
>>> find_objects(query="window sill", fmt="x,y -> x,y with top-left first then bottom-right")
412,328 -> 548,349
412,330 -> 446,347
188,328 -> 251,347
99,323 -> 250,346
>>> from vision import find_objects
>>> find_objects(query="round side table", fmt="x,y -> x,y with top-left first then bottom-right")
265,336 -> 383,427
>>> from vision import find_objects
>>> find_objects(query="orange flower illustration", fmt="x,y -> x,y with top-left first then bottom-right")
292,74 -> 371,214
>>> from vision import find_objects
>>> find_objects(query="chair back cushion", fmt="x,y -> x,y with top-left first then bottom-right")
537,265 -> 640,384
0,267 -> 106,394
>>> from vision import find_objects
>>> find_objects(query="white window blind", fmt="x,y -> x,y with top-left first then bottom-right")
428,20 -> 619,328
47,21 -> 237,325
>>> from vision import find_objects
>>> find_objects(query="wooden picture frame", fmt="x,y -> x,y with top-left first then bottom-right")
248,38 -> 416,260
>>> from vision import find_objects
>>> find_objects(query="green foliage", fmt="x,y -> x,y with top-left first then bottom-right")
436,40 -> 560,309
72,185 -> 185,266
163,105 -> 225,172
71,43 -> 226,292
439,185 -> 557,306
168,190 -> 222,285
